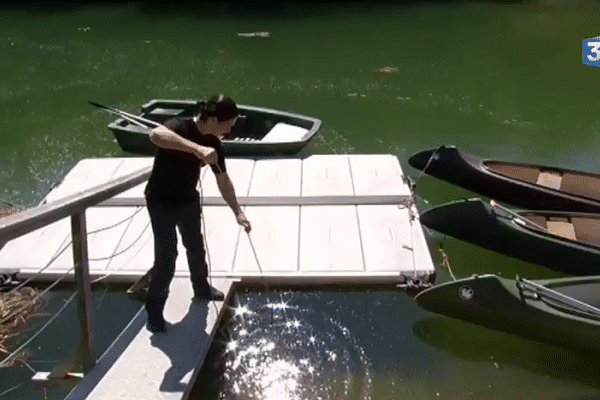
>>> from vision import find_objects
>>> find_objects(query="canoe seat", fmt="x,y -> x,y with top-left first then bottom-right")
262,123 -> 308,143
547,220 -> 577,241
572,217 -> 600,246
560,173 -> 600,201
537,171 -> 562,190
485,162 -> 539,184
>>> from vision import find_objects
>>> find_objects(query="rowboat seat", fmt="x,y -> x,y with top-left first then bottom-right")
148,108 -> 185,117
262,122 -> 308,143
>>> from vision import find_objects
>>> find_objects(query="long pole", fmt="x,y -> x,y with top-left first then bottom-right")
490,200 -> 550,233
88,101 -> 161,128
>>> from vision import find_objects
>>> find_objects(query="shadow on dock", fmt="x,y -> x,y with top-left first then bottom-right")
150,300 -> 209,392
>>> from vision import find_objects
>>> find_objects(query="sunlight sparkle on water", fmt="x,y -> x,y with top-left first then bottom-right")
222,292 -> 373,400
233,305 -> 254,317
286,319 -> 302,329
267,300 -> 292,310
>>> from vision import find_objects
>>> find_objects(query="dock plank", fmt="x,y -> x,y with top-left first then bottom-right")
247,158 -> 302,197
199,158 -> 255,198
112,158 -> 154,200
358,205 -> 414,273
232,206 -> 300,274
349,154 -> 410,197
199,206 -> 242,274
0,219 -> 71,271
43,158 -> 126,203
42,207 -> 141,272
101,206 -> 153,275
299,206 -> 364,273
301,155 -> 354,197
6,155 -> 434,286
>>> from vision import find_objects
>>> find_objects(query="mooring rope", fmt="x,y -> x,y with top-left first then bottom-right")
439,246 -> 456,281
414,145 -> 444,189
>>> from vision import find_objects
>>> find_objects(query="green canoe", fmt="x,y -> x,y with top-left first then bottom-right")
420,198 -> 600,275
107,99 -> 322,157
414,274 -> 600,354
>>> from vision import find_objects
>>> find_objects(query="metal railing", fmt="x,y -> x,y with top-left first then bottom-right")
0,165 -> 151,376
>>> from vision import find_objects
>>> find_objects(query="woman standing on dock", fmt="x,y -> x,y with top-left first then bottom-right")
142,94 -> 251,333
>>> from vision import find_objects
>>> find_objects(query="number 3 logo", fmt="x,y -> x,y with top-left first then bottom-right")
588,41 -> 600,61
583,37 -> 600,67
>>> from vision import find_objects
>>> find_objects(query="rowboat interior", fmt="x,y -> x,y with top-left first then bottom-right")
514,212 -> 600,246
137,104 -> 311,143
484,161 -> 600,201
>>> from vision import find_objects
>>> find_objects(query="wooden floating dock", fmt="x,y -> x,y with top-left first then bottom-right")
1,154 -> 434,286
3,154 -> 435,399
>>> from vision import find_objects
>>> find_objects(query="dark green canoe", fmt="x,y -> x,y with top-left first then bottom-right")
408,145 -> 600,213
420,198 -> 600,275
414,274 -> 600,354
107,99 -> 322,157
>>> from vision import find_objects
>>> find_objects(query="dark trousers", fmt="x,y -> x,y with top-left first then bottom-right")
145,197 -> 210,321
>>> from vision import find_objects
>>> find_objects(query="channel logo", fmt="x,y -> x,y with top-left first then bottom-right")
583,36 -> 600,67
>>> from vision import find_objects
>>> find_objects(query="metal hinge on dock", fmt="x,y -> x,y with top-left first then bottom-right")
396,273 -> 435,292
0,269 -> 20,291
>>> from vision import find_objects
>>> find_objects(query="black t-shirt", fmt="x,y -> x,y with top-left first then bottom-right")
144,117 -> 227,205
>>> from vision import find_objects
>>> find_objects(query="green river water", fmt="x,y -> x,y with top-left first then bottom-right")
1,2 -> 600,399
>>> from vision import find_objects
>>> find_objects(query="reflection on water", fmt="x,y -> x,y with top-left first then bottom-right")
412,317 -> 600,390
219,291 -> 372,400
